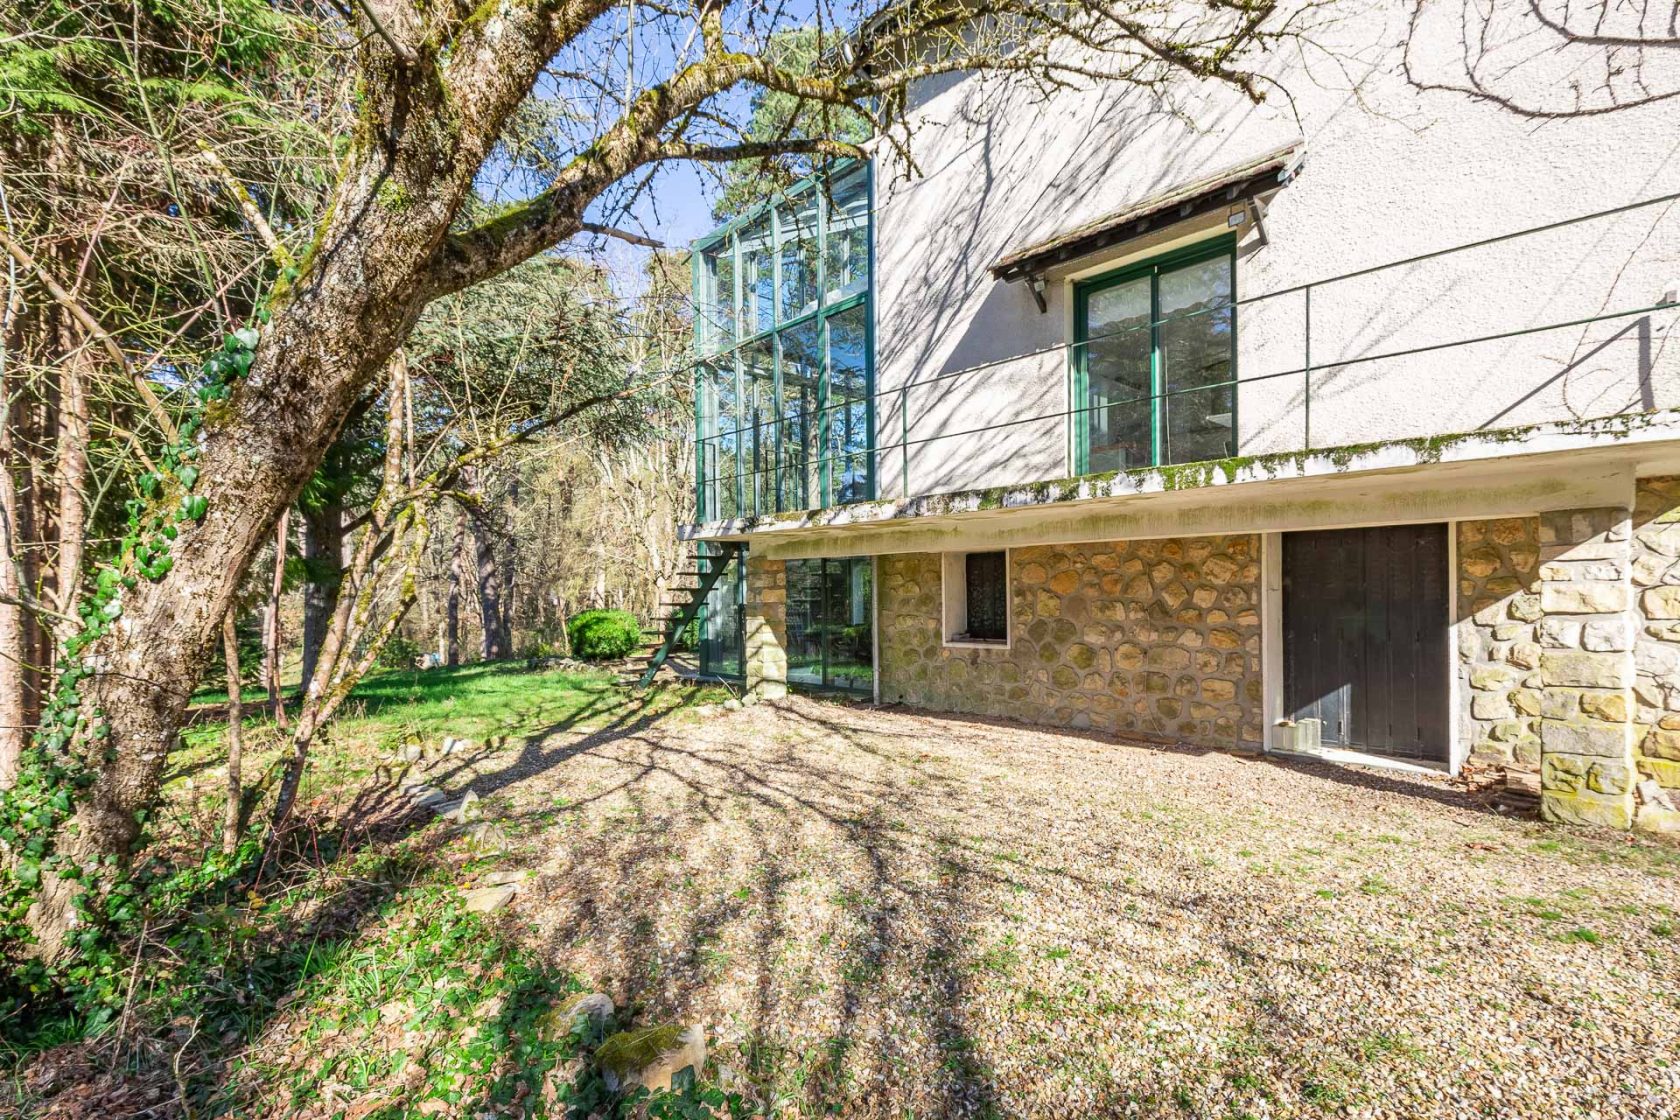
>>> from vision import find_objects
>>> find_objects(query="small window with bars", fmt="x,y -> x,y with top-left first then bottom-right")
961,551 -> 1008,642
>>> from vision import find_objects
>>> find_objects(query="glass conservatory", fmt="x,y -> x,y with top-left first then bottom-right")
693,162 -> 873,520
691,163 -> 874,684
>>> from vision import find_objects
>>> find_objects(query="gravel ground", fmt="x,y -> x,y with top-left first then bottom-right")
443,694 -> 1680,1119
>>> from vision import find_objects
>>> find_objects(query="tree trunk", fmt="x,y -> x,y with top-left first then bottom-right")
51,320 -> 89,640
220,610 -> 243,856
472,511 -> 509,661
20,0 -> 628,957
500,478 -> 518,649
268,357 -> 420,841
264,510 -> 290,727
446,504 -> 466,667
0,388 -> 25,790
2,303 -> 48,789
299,500 -> 345,689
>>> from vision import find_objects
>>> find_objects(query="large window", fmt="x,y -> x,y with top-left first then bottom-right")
786,557 -> 873,693
1074,238 -> 1236,473
696,163 -> 873,519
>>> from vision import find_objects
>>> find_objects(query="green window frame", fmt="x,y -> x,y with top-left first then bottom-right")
784,556 -> 873,694
1072,235 -> 1238,474
693,162 -> 875,521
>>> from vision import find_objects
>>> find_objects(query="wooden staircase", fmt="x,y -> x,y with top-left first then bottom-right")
626,541 -> 743,688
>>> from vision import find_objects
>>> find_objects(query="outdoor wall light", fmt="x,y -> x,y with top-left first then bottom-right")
1028,275 -> 1047,314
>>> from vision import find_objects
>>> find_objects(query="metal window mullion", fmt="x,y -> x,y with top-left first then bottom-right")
816,170 -> 831,508
730,229 -> 743,518
1072,284 -> 1088,474
1149,267 -> 1163,466
819,558 -> 831,690
865,160 -> 876,501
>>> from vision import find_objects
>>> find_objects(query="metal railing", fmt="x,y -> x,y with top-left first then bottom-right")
697,191 -> 1680,518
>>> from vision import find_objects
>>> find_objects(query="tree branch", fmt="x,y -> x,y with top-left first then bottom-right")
0,227 -> 179,443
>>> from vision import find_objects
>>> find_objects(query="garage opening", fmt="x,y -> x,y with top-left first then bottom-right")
1282,524 -> 1450,764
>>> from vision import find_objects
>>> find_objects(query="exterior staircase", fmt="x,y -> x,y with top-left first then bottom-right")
627,541 -> 743,688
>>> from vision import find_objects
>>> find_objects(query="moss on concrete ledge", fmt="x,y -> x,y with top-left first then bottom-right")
685,407 -> 1680,538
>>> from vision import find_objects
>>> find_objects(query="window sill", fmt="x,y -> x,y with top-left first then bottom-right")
943,637 -> 1010,650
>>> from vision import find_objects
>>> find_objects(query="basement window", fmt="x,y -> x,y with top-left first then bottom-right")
943,551 -> 1010,646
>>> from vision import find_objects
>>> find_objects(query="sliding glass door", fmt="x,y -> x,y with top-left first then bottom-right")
785,557 -> 873,694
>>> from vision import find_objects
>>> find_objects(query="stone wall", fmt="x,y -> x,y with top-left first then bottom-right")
1456,518 -> 1542,780
1535,506 -> 1638,829
744,555 -> 788,701
878,536 -> 1262,749
1631,477 -> 1680,831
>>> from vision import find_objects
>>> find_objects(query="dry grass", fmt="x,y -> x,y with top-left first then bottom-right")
422,693 -> 1680,1119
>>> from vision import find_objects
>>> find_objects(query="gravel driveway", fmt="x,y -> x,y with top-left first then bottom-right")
458,693 -> 1680,1119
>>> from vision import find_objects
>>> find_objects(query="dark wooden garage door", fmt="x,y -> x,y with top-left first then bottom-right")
1283,524 -> 1449,763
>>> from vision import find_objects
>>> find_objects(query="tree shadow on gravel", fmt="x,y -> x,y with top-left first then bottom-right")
861,701 -> 1502,819
470,694 -> 1012,1117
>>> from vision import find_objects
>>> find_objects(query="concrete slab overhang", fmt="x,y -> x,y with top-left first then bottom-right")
684,409 -> 1680,561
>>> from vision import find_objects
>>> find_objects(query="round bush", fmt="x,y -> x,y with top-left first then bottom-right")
566,609 -> 642,661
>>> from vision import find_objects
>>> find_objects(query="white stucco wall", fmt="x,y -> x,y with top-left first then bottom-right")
869,0 -> 1680,499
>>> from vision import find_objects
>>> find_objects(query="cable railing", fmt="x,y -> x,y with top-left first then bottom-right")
696,192 -> 1680,520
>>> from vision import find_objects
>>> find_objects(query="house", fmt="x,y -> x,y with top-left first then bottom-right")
670,5 -> 1680,833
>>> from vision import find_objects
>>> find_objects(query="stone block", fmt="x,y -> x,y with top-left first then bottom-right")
1471,693 -> 1512,720
1542,788 -> 1634,829
1145,646 -> 1191,670
598,1024 -> 707,1094
1640,728 -> 1680,760
1469,666 -> 1514,690
1633,641 -> 1680,676
1541,651 -> 1631,689
1634,802 -> 1680,833
1541,718 -> 1631,758
1637,756 -> 1680,789
1642,586 -> 1680,619
1541,689 -> 1581,720
1507,594 -> 1544,623
1201,679 -> 1236,702
1462,545 -> 1502,579
1641,524 -> 1680,558
1488,720 -> 1527,742
1631,554 -> 1672,587
1490,518 -> 1534,546
1540,583 -> 1630,614
1543,752 -> 1632,795
1469,740 -> 1512,765
1510,688 -> 1542,716
1578,691 -> 1629,723
1535,619 -> 1582,648
1581,620 -> 1633,652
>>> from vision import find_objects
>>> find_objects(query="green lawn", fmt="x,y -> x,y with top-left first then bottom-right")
174,662 -> 729,813
10,663 -> 738,1119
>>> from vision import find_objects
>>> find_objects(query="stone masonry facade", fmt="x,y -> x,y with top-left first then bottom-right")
1533,506 -> 1640,829
744,555 -> 788,701
1631,477 -> 1680,831
1457,517 -> 1544,780
732,482 -> 1680,833
876,536 -> 1262,750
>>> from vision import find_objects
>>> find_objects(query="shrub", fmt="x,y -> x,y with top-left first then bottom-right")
376,634 -> 423,670
566,609 -> 642,661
